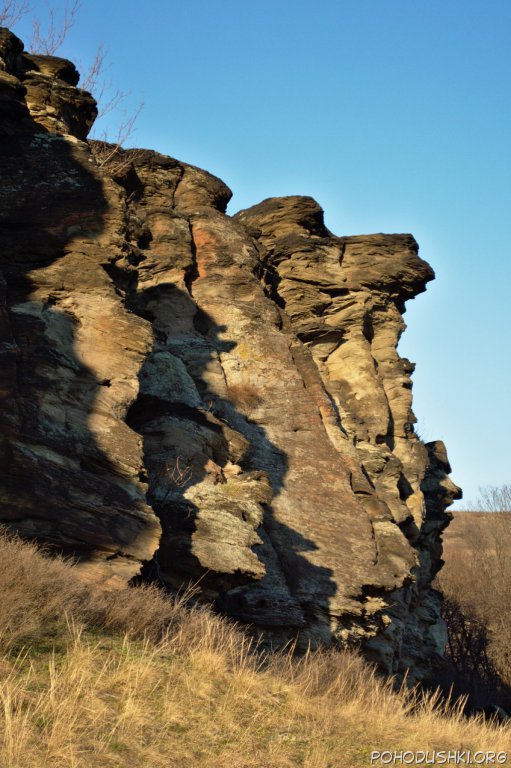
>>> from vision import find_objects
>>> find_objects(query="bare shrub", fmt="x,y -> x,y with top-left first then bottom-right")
442,597 -> 494,678
164,455 -> 192,488
88,140 -> 136,175
0,0 -> 29,26
437,502 -> 511,709
30,0 -> 80,55
89,103 -> 143,173
433,594 -> 505,711
150,455 -> 193,507
1,1 -> 142,157
227,382 -> 262,413
466,484 -> 511,513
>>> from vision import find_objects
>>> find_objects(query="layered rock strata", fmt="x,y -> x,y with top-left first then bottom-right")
0,28 -> 461,677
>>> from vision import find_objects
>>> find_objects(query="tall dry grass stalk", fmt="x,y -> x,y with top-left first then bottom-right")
1,528 -> 510,767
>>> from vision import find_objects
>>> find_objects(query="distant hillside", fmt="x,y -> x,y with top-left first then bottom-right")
442,510 -> 511,557
437,510 -> 511,712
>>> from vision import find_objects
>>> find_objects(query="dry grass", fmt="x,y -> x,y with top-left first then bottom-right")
0,532 -> 189,648
226,382 -> 262,413
1,528 -> 510,768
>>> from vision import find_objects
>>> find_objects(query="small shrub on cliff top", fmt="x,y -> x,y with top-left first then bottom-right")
1,0 -> 143,161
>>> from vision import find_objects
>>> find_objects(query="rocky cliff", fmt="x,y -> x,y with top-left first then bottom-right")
0,28 -> 461,681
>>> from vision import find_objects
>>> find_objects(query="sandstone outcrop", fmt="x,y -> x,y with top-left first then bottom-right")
0,28 -> 461,678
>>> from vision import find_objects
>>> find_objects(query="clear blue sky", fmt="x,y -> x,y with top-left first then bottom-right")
12,1 -> 511,508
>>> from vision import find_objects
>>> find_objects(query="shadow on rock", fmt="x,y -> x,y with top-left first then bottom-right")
126,283 -> 337,646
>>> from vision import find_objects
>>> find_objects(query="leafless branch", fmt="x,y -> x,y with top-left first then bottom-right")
166,456 -> 193,490
79,43 -> 127,121
30,0 -> 81,55
90,100 -> 143,171
154,456 -> 194,504
474,484 -> 511,513
78,42 -> 143,170
79,41 -> 106,93
0,0 -> 30,27
81,47 -> 126,118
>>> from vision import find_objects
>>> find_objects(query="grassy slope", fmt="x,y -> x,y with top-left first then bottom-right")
0,531 -> 510,768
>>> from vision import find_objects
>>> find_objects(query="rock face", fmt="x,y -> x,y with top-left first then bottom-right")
0,28 -> 461,678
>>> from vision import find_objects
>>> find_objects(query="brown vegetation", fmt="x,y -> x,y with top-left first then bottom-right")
89,130 -> 143,174
226,382 -> 262,413
1,528 -> 510,767
436,501 -> 511,711
0,530 -> 190,648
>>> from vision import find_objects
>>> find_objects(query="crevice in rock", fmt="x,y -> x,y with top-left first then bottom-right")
184,219 -> 199,297
260,262 -> 286,309
276,307 -> 348,444
170,164 -> 185,208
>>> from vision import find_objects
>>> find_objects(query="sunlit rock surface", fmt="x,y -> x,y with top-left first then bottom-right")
0,27 -> 461,679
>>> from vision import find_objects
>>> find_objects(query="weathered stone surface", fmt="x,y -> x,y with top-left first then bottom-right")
235,196 -> 462,676
0,28 -> 461,678
0,28 -> 157,587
